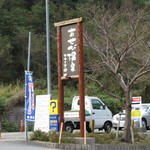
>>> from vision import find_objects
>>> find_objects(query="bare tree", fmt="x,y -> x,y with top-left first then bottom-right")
82,4 -> 150,143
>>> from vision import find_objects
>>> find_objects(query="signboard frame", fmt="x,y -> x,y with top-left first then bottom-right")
34,95 -> 50,132
131,96 -> 142,127
50,100 -> 59,132
54,17 -> 85,137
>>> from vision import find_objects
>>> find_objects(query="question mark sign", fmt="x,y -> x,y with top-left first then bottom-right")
50,102 -> 56,112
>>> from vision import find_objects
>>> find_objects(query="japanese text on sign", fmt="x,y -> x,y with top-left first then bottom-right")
49,100 -> 59,132
132,97 -> 141,104
25,71 -> 35,122
131,110 -> 142,117
62,24 -> 78,77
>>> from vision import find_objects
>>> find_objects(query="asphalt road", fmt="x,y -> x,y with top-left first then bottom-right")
0,140 -> 60,150
0,132 -> 62,150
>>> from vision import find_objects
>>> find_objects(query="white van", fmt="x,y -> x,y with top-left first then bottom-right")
64,96 -> 112,133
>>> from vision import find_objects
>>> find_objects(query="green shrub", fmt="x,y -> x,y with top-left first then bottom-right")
0,97 -> 6,117
30,130 -> 41,140
71,131 -> 80,137
31,130 -> 79,143
1,120 -> 19,132
61,132 -> 76,144
49,130 -> 59,143
39,132 -> 49,141
30,130 -> 117,144
30,130 -> 49,141
99,94 -> 122,115
30,130 -> 150,145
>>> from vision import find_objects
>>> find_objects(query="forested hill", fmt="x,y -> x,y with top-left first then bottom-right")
0,0 -> 149,83
0,0 -> 150,102
0,0 -> 84,83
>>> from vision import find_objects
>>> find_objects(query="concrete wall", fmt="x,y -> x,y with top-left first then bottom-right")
5,104 -> 24,127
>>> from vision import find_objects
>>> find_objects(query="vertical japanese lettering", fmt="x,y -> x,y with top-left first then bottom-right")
62,24 -> 78,77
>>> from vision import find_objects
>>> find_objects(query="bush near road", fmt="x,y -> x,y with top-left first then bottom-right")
30,130 -> 150,145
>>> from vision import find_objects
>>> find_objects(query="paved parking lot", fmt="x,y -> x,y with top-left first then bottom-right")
0,132 -> 30,141
0,132 -> 62,150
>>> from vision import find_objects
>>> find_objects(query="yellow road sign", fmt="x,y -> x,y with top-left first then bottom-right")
50,100 -> 59,115
131,110 -> 141,117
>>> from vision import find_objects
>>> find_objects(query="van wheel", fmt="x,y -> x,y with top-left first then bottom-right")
104,122 -> 112,133
65,123 -> 74,133
86,128 -> 92,133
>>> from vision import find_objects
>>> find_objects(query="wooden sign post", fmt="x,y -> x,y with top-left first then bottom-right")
54,18 -> 85,137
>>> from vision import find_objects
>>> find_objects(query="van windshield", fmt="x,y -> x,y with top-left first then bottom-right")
91,99 -> 105,110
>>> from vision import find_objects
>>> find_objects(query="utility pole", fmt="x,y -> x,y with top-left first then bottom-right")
25,32 -> 32,140
27,32 -> 31,71
46,0 -> 52,96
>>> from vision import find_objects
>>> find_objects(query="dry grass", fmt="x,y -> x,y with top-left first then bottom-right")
0,82 -> 24,110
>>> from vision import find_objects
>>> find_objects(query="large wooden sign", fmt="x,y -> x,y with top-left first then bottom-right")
54,18 -> 85,137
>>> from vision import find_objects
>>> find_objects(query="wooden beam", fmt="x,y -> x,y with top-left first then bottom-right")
54,17 -> 82,27
61,75 -> 79,80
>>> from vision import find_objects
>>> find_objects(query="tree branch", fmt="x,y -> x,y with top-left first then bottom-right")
86,75 -> 103,87
129,55 -> 150,87
85,74 -> 125,105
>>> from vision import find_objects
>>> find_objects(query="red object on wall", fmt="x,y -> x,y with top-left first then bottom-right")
20,120 -> 24,133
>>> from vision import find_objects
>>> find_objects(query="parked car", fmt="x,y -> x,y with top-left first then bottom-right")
112,104 -> 150,130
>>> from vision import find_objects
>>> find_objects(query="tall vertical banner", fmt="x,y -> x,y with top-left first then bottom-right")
25,71 -> 35,122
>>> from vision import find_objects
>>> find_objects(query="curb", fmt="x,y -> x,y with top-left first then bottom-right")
30,140 -> 94,150
29,140 -> 150,150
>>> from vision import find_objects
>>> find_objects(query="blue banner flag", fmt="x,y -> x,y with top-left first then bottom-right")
25,71 -> 35,122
